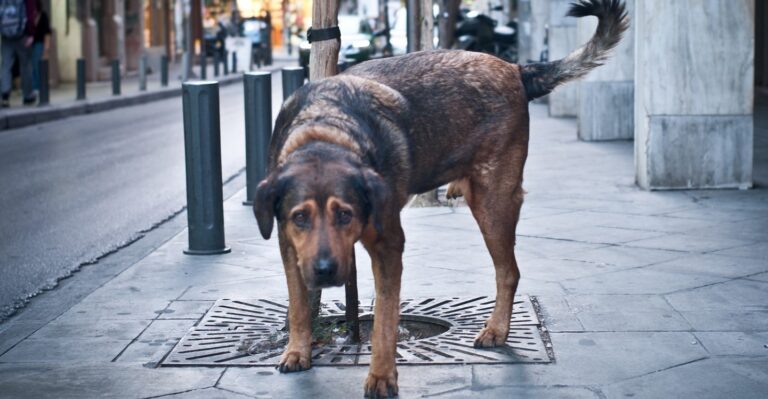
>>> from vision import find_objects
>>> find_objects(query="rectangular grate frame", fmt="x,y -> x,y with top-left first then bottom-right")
161,296 -> 552,367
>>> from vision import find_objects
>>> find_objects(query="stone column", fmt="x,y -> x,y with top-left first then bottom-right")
635,0 -> 754,190
547,0 -> 579,117
577,0 -> 634,141
517,0 -> 549,65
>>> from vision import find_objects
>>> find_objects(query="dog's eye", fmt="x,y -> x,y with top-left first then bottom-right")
337,209 -> 353,225
292,211 -> 309,227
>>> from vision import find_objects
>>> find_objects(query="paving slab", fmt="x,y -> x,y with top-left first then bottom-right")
219,366 -> 472,398
664,279 -> 768,331
693,331 -> 768,357
647,253 -> 768,280
602,358 -> 768,399
435,386 -> 602,398
564,295 -> 692,331
114,319 -> 198,365
0,364 -> 221,399
561,266 -> 729,295
155,387 -> 255,399
471,332 -> 708,386
712,241 -> 768,261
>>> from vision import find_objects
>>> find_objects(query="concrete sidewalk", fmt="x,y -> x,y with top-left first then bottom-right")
0,103 -> 766,398
0,53 -> 297,131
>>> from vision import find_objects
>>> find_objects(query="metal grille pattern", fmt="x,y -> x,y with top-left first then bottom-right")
161,296 -> 551,366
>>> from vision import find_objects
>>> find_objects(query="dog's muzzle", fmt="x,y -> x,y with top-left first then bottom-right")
313,258 -> 339,287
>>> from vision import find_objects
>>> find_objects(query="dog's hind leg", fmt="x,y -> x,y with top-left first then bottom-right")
276,232 -> 313,372
464,147 -> 526,348
361,220 -> 405,398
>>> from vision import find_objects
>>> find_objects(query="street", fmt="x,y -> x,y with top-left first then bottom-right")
0,72 -> 286,320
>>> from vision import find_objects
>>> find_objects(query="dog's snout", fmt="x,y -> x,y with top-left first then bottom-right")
314,258 -> 337,282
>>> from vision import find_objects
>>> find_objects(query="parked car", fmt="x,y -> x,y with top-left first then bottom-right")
299,15 -> 375,73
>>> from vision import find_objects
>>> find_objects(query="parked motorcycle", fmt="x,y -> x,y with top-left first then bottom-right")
454,8 -> 518,63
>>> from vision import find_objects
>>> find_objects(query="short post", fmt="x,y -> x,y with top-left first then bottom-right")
139,55 -> 147,91
181,52 -> 190,81
161,55 -> 169,87
223,51 -> 229,76
200,51 -> 208,80
232,52 -> 238,74
181,81 -> 231,255
281,66 -> 305,100
38,59 -> 49,106
76,58 -> 86,100
242,72 -> 272,206
213,53 -> 220,77
111,60 -> 120,96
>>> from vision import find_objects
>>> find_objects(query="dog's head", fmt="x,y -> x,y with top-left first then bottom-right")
253,147 -> 388,289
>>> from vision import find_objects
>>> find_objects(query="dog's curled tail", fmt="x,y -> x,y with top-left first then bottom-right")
521,0 -> 628,101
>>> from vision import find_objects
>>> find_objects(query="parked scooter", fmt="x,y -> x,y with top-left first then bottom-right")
454,8 -> 518,63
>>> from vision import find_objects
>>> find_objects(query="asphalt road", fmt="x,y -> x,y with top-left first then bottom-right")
0,72 -> 285,320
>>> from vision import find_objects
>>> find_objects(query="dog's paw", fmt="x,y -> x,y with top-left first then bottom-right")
364,370 -> 398,398
445,182 -> 464,200
277,350 -> 311,373
473,326 -> 508,348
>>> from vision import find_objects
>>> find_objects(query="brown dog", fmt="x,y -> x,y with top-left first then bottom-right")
253,0 -> 627,396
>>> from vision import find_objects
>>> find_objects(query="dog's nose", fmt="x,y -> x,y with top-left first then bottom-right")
314,258 -> 337,282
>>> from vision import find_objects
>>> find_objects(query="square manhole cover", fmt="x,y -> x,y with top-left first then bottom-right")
161,296 -> 552,366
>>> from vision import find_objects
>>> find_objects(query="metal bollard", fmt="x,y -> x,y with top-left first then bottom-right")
181,52 -> 190,81
213,53 -> 220,77
281,66 -> 305,101
139,55 -> 147,91
242,72 -> 272,206
111,60 -> 120,96
76,58 -> 86,100
38,59 -> 49,106
232,52 -> 237,74
181,81 -> 231,255
200,52 -> 207,80
223,51 -> 229,76
161,55 -> 169,87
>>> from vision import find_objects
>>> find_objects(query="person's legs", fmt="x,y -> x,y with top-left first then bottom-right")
1,38 -> 16,105
16,40 -> 34,102
31,42 -> 43,91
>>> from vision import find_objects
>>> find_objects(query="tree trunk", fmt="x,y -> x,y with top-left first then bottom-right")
307,1 -> 361,344
438,0 -> 460,49
406,0 -> 420,53
419,0 -> 434,50
411,1 -> 441,205
309,1 -> 341,81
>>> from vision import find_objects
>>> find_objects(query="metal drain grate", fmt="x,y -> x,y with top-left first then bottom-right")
161,296 -> 552,367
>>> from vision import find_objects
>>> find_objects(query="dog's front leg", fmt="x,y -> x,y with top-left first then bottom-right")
362,228 -> 404,398
277,234 -> 312,372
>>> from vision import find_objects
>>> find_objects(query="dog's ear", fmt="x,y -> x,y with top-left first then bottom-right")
361,168 -> 390,234
253,175 -> 284,240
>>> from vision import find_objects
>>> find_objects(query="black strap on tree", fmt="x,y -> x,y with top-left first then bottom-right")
307,26 -> 341,43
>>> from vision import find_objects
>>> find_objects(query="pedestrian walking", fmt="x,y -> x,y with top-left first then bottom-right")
0,0 -> 37,107
30,0 -> 49,95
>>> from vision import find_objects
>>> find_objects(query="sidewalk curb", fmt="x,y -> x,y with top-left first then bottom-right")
0,63 -> 291,132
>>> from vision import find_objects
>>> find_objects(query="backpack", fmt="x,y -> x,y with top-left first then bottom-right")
0,0 -> 26,39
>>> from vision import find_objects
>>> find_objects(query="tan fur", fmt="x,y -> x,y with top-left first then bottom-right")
278,126 -> 361,166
